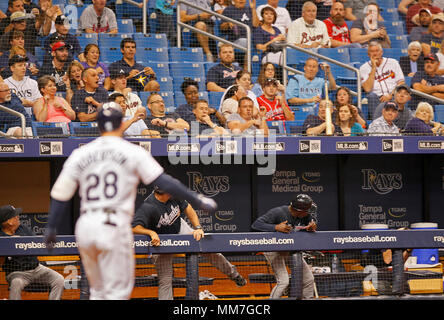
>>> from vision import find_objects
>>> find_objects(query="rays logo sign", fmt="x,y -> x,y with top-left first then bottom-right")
187,172 -> 230,197
361,169 -> 403,195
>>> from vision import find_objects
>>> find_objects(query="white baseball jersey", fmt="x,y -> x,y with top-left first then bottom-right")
5,76 -> 42,102
5,76 -> 42,117
360,58 -> 405,97
51,136 -> 163,218
287,17 -> 331,48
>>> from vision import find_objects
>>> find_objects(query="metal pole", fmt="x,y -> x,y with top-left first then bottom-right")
289,252 -> 303,300
185,253 -> 199,300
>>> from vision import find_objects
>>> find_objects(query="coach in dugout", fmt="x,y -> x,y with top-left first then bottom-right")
0,205 -> 65,300
132,186 -> 246,300
251,194 -> 317,299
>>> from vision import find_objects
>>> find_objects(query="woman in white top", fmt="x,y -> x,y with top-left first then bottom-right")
220,70 -> 260,117
219,85 -> 247,120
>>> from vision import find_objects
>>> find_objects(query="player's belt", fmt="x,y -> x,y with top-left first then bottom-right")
81,208 -> 117,227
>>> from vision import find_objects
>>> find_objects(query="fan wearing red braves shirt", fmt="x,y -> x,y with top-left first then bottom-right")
257,78 -> 294,121
323,2 -> 360,48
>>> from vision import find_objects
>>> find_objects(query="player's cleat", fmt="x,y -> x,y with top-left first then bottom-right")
232,274 -> 247,287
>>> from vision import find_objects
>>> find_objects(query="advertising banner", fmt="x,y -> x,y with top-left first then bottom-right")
427,154 -> 444,228
143,163 -> 253,233
343,155 -> 423,230
255,155 -> 339,231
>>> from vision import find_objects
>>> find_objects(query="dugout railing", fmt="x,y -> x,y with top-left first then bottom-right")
1,229 -> 444,300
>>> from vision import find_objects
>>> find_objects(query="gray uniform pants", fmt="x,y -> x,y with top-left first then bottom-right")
153,218 -> 240,300
263,251 -> 314,299
6,264 -> 65,300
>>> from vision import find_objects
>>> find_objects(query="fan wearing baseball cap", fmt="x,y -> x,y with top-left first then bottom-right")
251,194 -> 317,299
0,10 -> 41,55
0,205 -> 65,300
411,52 -> 444,107
43,15 -> 82,63
420,13 -> 444,56
38,40 -> 70,92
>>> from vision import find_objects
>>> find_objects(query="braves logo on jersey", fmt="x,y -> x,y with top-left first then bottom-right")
156,205 -> 181,228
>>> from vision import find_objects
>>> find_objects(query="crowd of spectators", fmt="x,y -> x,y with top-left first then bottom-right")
0,0 -> 443,138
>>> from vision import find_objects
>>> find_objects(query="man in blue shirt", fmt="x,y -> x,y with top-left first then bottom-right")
206,44 -> 242,92
0,82 -> 32,137
286,58 -> 337,109
411,53 -> 444,108
108,38 -> 159,92
132,187 -> 246,300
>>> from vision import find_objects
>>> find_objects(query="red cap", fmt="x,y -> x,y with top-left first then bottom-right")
51,41 -> 67,52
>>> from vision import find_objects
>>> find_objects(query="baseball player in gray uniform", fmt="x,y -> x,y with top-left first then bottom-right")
44,102 -> 217,300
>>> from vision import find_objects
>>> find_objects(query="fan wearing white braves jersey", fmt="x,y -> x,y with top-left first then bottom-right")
360,41 -> 405,119
44,102 -> 217,300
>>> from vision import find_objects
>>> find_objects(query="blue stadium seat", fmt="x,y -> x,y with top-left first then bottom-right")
286,48 -> 318,66
116,2 -> 142,19
98,33 -> 134,48
349,48 -> 369,64
158,77 -> 174,92
318,48 -> 350,64
208,91 -> 224,109
284,121 -> 304,135
133,33 -> 169,48
267,120 -> 286,135
150,63 -> 171,78
117,19 -> 134,33
434,105 -> 444,123
136,47 -> 169,63
174,91 -> 209,107
99,47 -> 122,63
385,21 -> 405,36
75,34 -> 99,48
383,48 -> 407,59
69,122 -> 100,137
0,2 -> 8,13
380,8 -> 400,22
389,35 -> 408,49
170,63 -> 205,82
32,122 -> 69,137
378,0 -> 396,8
35,47 -> 47,63
169,47 -> 204,63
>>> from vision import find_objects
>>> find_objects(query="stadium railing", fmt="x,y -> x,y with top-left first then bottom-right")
1,229 -> 444,300
176,0 -> 252,72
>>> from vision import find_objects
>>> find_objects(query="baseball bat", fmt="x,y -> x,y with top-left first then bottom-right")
322,63 -> 333,136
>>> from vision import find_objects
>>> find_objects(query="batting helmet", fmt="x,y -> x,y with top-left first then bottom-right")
290,194 -> 313,211
97,102 -> 123,133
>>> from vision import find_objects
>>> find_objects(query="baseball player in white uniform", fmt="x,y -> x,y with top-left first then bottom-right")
44,102 -> 217,300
